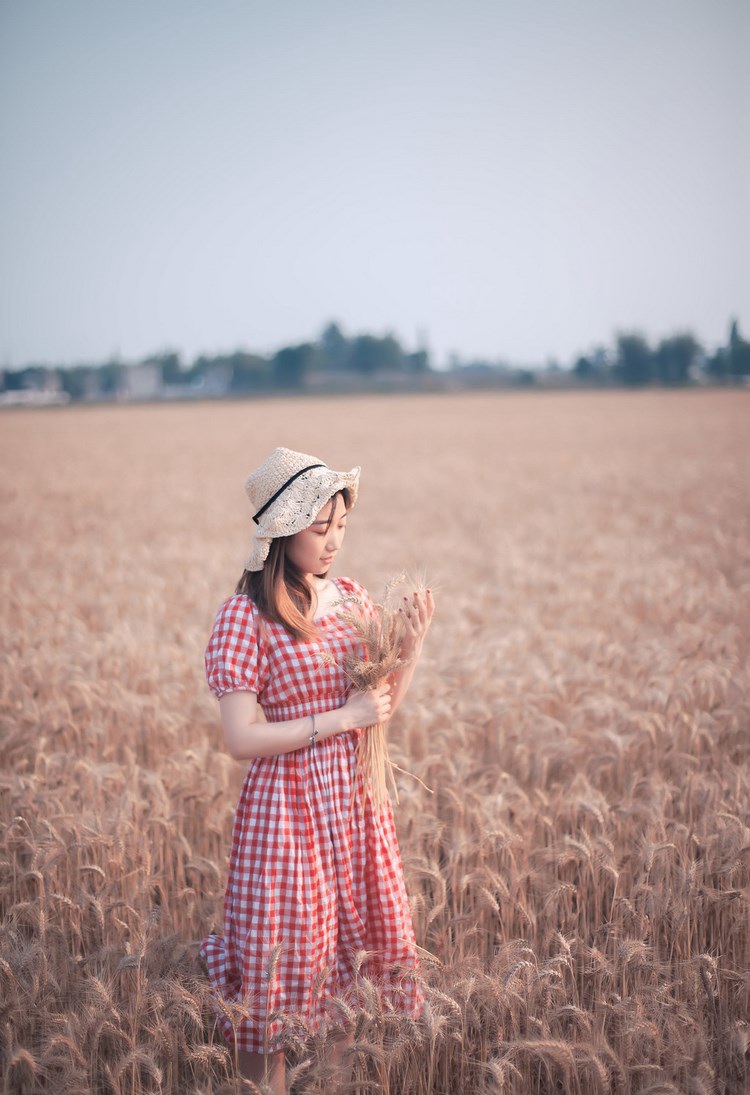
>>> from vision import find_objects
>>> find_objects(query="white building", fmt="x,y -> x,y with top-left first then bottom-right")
119,362 -> 163,401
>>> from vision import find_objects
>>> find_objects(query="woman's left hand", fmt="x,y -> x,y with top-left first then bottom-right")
397,588 -> 435,659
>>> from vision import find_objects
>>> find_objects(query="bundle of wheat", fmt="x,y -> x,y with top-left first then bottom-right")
321,573 -> 423,808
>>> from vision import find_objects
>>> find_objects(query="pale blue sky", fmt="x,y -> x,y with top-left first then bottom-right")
1,0 -> 748,369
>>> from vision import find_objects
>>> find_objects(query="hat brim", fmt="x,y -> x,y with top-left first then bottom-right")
244,465 -> 360,571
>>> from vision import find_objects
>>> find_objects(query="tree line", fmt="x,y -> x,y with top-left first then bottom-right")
0,322 -> 429,401
2,318 -> 748,402
573,322 -> 750,386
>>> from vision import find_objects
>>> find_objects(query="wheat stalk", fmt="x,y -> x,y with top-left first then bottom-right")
320,572 -> 428,809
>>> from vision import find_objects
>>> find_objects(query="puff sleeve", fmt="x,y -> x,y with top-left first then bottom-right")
204,595 -> 269,700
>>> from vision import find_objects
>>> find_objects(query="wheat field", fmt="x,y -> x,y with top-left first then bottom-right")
1,390 -> 748,1095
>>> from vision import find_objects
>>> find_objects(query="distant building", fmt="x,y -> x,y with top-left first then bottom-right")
0,367 -> 70,406
81,369 -> 104,401
193,362 -> 232,397
0,387 -> 70,407
118,362 -> 163,401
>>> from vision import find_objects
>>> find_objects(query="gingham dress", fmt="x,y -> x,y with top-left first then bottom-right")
200,576 -> 421,1053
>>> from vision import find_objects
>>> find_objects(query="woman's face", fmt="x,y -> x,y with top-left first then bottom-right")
285,492 -> 348,579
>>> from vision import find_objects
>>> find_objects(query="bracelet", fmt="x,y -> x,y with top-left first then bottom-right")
308,713 -> 318,750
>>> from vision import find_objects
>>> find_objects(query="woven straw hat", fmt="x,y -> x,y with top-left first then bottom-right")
243,447 -> 360,571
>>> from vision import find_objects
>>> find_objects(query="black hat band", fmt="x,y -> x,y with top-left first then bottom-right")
252,463 -> 327,525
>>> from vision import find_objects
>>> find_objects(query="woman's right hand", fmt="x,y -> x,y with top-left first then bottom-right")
343,681 -> 392,728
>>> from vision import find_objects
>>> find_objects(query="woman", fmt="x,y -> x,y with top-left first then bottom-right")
201,446 -> 434,1092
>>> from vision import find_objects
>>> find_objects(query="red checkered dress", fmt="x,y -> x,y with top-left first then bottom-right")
200,575 -> 421,1053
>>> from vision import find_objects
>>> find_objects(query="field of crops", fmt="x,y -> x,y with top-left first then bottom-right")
1,389 -> 748,1094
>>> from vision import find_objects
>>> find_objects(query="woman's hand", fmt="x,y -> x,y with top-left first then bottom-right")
397,588 -> 435,659
343,681 -> 392,728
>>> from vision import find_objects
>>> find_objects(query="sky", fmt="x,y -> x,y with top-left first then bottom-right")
1,0 -> 748,371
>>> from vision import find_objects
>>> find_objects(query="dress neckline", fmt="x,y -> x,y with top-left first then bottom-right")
312,576 -> 344,623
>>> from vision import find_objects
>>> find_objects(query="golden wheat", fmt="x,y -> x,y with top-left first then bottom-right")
0,390 -> 748,1093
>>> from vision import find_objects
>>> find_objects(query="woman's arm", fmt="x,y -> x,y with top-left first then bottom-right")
218,684 -> 392,760
387,587 -> 435,717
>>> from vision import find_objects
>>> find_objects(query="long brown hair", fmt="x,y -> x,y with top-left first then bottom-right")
234,488 -> 351,642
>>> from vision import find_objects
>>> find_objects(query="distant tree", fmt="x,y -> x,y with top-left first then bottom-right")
229,351 -> 272,391
654,334 -> 701,385
272,343 -> 314,388
573,355 -> 594,380
379,334 -> 405,371
60,366 -> 93,400
320,322 -> 350,371
187,351 -> 269,391
3,365 -> 61,391
190,355 -> 210,384
405,350 -> 430,372
350,334 -> 404,374
144,351 -> 182,384
614,334 -> 653,386
591,347 -> 612,383
2,368 -> 26,391
705,349 -> 727,382
706,319 -> 750,383
98,359 -> 124,395
728,319 -> 750,378
349,335 -> 380,375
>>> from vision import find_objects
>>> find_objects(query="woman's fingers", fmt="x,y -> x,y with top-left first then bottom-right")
375,681 -> 391,720
409,590 -> 432,631
397,589 -> 435,652
420,589 -> 434,627
403,593 -> 424,619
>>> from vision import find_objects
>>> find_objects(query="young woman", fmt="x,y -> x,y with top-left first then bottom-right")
201,447 -> 434,1092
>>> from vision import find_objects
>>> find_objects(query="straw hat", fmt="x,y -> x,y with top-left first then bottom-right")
243,447 -> 360,571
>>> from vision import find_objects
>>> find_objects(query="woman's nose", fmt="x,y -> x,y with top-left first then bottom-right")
326,528 -> 344,551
